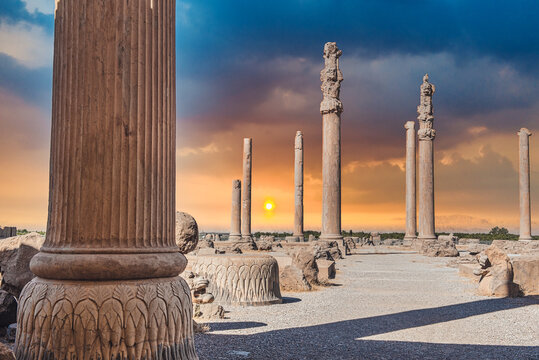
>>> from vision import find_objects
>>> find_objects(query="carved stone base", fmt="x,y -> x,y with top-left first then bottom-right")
15,276 -> 198,360
189,254 -> 282,306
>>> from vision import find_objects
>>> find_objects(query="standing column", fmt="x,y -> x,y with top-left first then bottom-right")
229,179 -> 242,241
240,138 -> 256,249
15,0 -> 197,358
320,42 -> 343,242
518,128 -> 532,241
404,121 -> 417,243
417,74 -> 437,241
293,131 -> 305,241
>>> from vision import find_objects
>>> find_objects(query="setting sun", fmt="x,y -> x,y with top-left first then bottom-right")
264,200 -> 274,211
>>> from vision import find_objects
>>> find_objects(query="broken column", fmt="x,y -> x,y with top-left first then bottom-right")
404,121 -> 417,244
293,131 -> 304,242
229,179 -> 242,242
518,128 -> 532,241
239,138 -> 256,249
15,0 -> 197,358
417,74 -> 437,242
320,42 -> 343,242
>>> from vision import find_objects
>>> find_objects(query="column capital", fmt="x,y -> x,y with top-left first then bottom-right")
320,42 -> 343,115
518,128 -> 532,137
404,121 -> 415,130
417,73 -> 435,122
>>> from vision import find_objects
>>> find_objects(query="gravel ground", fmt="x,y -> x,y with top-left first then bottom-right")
195,250 -> 539,360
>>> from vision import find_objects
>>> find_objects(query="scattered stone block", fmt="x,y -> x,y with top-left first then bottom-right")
280,265 -> 311,291
421,239 -> 459,257
511,255 -> 539,295
316,259 -> 336,282
0,290 -> 17,327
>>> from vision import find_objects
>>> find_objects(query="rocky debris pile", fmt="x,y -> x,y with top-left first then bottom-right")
0,232 -> 45,345
182,271 -> 225,320
0,342 -> 15,360
175,211 -> 199,253
474,245 -> 519,297
438,233 -> 459,243
279,249 -> 319,291
465,244 -> 488,255
197,234 -> 215,249
256,236 -> 273,251
420,239 -> 459,257
358,237 -> 374,246
490,240 -> 539,254
312,240 -> 342,261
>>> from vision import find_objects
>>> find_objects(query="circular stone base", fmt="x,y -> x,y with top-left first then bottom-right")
15,276 -> 197,359
189,254 -> 282,306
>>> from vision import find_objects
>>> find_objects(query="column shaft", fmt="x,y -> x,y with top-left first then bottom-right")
518,128 -> 532,240
230,179 -> 241,241
241,138 -> 252,239
404,121 -> 417,240
293,131 -> 304,240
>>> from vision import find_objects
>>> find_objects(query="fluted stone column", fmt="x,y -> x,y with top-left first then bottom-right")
293,131 -> 304,241
15,1 -> 197,358
320,42 -> 343,242
239,138 -> 256,249
229,179 -> 242,241
404,121 -> 417,243
518,128 -> 532,241
417,74 -> 437,242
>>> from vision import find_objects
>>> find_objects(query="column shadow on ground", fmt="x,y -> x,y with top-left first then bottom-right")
195,296 -> 539,359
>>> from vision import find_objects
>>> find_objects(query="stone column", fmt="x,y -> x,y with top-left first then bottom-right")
229,179 -> 242,241
404,121 -> 417,243
518,128 -> 532,241
15,1 -> 197,358
293,131 -> 304,241
417,74 -> 437,241
239,138 -> 256,249
320,42 -> 343,242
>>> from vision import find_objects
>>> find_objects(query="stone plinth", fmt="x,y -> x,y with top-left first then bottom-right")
189,254 -> 282,306
320,42 -> 343,242
229,179 -> 242,242
518,128 -> 532,241
15,0 -> 196,358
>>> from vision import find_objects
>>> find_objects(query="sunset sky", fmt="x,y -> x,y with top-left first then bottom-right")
1,0 -> 538,234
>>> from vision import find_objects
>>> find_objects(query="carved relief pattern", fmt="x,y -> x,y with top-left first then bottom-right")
320,42 -> 343,114
189,255 -> 282,306
15,277 -> 198,360
417,74 -> 436,140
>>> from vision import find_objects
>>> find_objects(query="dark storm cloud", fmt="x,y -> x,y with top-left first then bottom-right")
0,0 -> 53,30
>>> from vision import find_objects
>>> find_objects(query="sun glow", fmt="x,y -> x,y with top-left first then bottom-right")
264,200 -> 274,211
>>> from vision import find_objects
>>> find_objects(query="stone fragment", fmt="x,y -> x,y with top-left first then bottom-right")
511,255 -> 539,295
0,290 -> 17,327
176,211 -> 199,254
292,250 -> 319,285
420,239 -> 459,257
0,342 -> 15,360
316,259 -> 336,282
308,234 -> 316,242
256,240 -> 273,251
0,232 -> 44,297
280,265 -> 311,292
477,245 -> 519,297
194,303 -> 225,320
313,240 -> 342,261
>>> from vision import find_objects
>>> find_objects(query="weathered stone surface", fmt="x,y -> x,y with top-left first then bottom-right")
421,239 -> 459,257
320,42 -> 343,243
438,233 -> 458,243
0,290 -> 16,327
491,240 -> 539,254
308,234 -> 316,242
459,264 -> 481,281
280,265 -> 311,292
459,238 -> 480,245
0,233 -> 44,297
229,179 -> 242,242
292,250 -> 319,285
404,120 -> 417,242
256,240 -> 273,251
0,342 -> 15,360
316,259 -> 336,282
417,74 -> 437,241
511,255 -> 539,295
176,211 -> 199,254
194,303 -> 225,320
476,245 -> 519,297
466,244 -> 488,255
313,240 -> 343,261
293,131 -> 304,241
189,254 -> 282,306
518,128 -> 532,240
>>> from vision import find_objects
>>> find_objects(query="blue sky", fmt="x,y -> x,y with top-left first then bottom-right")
1,0 -> 538,232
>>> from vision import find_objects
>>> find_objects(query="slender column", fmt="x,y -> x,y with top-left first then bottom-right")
417,74 -> 437,241
518,128 -> 532,241
229,179 -> 242,241
320,42 -> 343,242
239,138 -> 256,249
293,131 -> 304,241
404,121 -> 417,241
15,0 -> 197,358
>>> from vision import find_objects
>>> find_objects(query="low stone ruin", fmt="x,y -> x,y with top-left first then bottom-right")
475,245 -> 519,297
0,227 -> 16,239
420,236 -> 459,257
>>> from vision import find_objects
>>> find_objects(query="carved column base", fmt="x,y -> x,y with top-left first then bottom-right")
189,254 -> 282,306
15,276 -> 198,360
